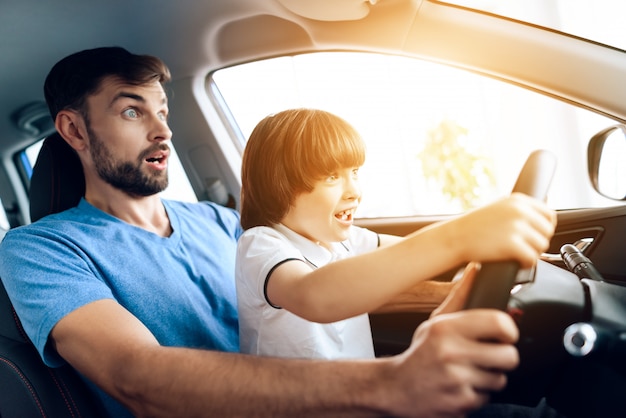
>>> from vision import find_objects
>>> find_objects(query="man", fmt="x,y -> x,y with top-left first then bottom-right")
0,47 -> 556,417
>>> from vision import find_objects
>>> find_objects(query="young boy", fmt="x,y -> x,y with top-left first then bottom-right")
236,108 -> 555,359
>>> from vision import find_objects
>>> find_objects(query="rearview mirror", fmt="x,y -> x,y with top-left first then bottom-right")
588,124 -> 626,200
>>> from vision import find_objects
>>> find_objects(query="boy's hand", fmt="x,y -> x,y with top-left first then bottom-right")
451,193 -> 557,268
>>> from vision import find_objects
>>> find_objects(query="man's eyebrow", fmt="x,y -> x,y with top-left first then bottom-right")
109,92 -> 168,107
109,92 -> 144,108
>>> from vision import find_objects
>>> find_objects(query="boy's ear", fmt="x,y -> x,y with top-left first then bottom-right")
54,110 -> 87,152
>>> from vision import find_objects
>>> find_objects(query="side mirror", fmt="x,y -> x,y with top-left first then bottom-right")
588,124 -> 626,200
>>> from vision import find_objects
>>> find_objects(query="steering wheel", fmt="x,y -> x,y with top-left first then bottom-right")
461,150 -> 626,417
463,149 -> 557,310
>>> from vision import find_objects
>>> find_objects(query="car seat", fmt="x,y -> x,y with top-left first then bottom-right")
0,132 -> 105,417
29,131 -> 85,223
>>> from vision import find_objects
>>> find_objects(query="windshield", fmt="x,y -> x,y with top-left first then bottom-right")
211,52 -> 619,218
441,0 -> 626,51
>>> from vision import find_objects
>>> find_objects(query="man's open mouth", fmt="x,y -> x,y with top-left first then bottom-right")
144,147 -> 169,166
146,154 -> 165,164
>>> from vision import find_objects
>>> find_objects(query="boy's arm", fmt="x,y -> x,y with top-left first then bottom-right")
267,193 -> 555,323
375,234 -> 454,313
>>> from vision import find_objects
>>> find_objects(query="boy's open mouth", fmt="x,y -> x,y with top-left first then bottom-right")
335,209 -> 355,222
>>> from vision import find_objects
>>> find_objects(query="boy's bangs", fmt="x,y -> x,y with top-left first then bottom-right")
306,128 -> 366,181
282,109 -> 366,192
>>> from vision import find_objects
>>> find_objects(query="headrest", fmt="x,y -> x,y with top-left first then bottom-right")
29,132 -> 85,223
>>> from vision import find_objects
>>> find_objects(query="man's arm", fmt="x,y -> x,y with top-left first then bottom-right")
51,278 -> 519,417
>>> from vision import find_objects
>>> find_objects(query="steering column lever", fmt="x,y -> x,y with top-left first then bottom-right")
560,243 -> 605,282
541,237 -> 594,263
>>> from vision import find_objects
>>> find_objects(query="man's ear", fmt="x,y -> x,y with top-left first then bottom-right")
54,110 -> 88,152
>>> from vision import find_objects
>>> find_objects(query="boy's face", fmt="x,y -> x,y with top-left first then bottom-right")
281,167 -> 361,246
81,77 -> 172,196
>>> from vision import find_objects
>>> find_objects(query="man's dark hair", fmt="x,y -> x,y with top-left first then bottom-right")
44,46 -> 171,120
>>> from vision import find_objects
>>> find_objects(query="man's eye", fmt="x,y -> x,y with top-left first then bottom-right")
325,175 -> 338,182
158,111 -> 168,121
123,108 -> 138,118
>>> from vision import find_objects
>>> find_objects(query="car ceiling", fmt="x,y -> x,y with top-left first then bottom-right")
0,0 -> 417,145
2,0 -> 626,151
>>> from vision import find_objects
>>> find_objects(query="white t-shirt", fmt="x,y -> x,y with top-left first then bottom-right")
236,223 -> 379,359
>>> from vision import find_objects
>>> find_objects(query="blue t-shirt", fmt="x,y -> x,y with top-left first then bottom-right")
0,198 -> 242,416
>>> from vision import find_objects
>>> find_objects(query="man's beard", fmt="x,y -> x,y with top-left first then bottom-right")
87,126 -> 169,197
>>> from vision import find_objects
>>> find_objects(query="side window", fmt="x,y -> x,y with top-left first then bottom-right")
210,52 -> 619,218
20,138 -> 197,203
0,201 -> 10,231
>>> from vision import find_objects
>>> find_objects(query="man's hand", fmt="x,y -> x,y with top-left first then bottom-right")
385,263 -> 520,417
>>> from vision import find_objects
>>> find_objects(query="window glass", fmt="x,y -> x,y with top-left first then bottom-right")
21,139 -> 197,205
0,200 -> 10,230
211,52 -> 619,218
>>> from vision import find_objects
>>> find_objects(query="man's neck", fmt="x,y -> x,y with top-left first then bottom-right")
84,186 -> 172,237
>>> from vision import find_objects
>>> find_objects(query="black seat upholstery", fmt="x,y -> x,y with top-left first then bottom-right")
29,132 -> 85,223
0,132 -> 105,417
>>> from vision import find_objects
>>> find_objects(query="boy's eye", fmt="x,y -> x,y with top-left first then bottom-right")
123,108 -> 139,118
325,174 -> 338,182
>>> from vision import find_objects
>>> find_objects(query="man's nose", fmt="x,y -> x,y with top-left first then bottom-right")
150,114 -> 172,142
